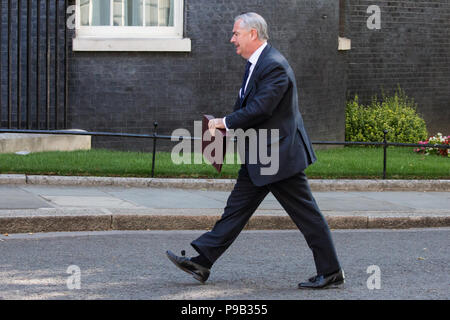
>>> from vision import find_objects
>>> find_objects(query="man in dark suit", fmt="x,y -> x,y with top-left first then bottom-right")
167,12 -> 344,289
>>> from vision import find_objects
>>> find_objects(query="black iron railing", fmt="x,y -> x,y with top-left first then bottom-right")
0,126 -> 448,179
0,0 -> 69,130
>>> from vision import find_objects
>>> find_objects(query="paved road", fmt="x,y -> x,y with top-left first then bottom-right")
0,228 -> 448,300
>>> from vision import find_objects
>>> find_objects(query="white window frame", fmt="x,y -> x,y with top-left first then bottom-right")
73,0 -> 191,52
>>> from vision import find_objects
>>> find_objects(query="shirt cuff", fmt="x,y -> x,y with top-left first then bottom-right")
222,117 -> 229,131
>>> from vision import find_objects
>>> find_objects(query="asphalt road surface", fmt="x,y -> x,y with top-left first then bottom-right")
0,228 -> 448,300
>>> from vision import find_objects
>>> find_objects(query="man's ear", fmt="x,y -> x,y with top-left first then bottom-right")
250,28 -> 258,40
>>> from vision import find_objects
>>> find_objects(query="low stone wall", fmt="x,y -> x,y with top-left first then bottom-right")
0,130 -> 91,154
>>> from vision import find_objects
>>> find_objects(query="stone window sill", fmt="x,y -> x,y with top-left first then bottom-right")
72,37 -> 191,52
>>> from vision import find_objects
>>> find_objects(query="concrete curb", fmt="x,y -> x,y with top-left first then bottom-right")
1,214 -> 449,234
1,174 -> 449,191
0,174 -> 27,184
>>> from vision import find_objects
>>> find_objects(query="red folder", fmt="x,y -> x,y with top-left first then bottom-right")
202,115 -> 228,173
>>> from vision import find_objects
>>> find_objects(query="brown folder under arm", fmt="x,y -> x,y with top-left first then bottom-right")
202,115 -> 228,173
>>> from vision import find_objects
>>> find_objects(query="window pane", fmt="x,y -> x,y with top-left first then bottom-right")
79,0 -> 175,27
125,0 -> 143,26
113,0 -> 143,26
158,0 -> 174,27
92,0 -> 111,26
145,0 -> 174,26
145,0 -> 158,26
80,0 -> 90,26
80,0 -> 110,26
113,0 -> 124,26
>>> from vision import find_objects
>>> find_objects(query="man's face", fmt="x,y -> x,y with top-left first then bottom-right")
230,19 -> 254,59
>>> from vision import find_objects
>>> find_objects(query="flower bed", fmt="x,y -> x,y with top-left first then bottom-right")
414,133 -> 449,157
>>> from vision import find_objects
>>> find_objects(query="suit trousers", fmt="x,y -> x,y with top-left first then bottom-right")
191,165 -> 341,276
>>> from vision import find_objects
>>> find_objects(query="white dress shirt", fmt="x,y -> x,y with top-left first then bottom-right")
223,42 -> 268,130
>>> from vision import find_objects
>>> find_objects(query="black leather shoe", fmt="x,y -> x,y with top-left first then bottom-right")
166,250 -> 210,283
298,269 -> 345,289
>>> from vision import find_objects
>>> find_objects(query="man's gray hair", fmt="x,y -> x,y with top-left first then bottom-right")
235,12 -> 269,41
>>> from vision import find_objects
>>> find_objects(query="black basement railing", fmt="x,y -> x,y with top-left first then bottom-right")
0,0 -> 69,130
0,126 -> 448,179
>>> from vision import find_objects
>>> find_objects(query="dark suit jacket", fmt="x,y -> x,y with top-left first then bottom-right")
224,44 -> 317,186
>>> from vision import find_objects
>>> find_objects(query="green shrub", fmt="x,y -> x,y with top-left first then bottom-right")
345,88 -> 428,143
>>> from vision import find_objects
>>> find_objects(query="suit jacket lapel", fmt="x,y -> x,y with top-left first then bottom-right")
239,44 -> 272,108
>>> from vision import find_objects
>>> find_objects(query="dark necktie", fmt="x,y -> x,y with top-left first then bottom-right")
240,61 -> 252,104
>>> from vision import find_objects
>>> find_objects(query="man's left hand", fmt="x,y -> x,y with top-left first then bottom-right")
208,118 -> 225,136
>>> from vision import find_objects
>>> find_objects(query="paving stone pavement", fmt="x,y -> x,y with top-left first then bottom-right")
0,175 -> 449,234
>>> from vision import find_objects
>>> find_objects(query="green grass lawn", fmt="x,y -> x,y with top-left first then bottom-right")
0,147 -> 448,179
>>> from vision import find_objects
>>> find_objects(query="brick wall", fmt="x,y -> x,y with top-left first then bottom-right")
67,0 -> 347,151
345,0 -> 450,136
2,0 -> 448,152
